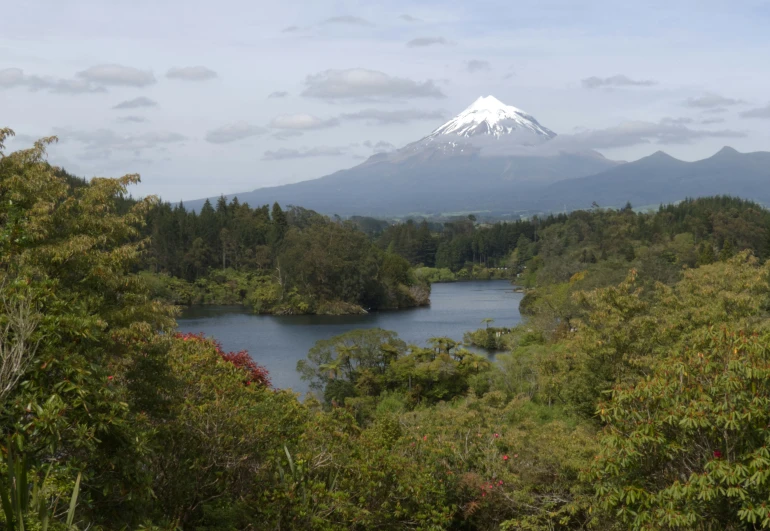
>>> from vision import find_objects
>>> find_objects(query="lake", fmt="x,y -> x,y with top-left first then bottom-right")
177,280 -> 523,394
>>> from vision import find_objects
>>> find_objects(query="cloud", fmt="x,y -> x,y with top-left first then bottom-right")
406,37 -> 451,48
0,67 -> 105,94
683,93 -> 744,108
117,116 -> 149,123
166,66 -> 218,81
702,107 -> 729,115
269,113 -> 340,130
739,103 -> 770,119
323,16 -> 373,26
363,140 -> 395,153
399,14 -> 421,22
548,120 -> 747,151
581,74 -> 657,89
660,117 -> 694,125
466,60 -> 491,73
77,64 -> 156,87
53,127 -> 186,158
205,122 -> 268,144
263,146 -> 347,160
273,130 -> 304,140
340,108 -> 446,125
268,91 -> 289,98
282,26 -> 300,32
112,96 -> 157,109
302,68 -> 445,101
701,117 -> 726,125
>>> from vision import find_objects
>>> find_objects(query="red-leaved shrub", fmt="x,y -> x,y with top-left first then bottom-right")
175,333 -> 271,387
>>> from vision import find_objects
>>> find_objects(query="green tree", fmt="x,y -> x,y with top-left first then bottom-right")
588,328 -> 770,530
0,130 -> 176,527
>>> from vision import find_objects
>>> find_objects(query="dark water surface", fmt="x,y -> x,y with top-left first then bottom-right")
177,280 -> 523,394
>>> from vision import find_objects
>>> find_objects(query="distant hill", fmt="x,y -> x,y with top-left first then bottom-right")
183,96 -> 770,217
184,96 -> 618,216
539,147 -> 770,210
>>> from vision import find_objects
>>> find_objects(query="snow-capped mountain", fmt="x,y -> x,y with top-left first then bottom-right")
424,95 -> 556,142
389,95 -> 557,160
186,95 -> 622,216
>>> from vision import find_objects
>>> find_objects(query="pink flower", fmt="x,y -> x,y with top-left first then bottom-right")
498,480 -> 503,485
514,454 -> 518,458
713,450 -> 723,459
107,375 -> 114,381
503,455 -> 509,461
494,433 -> 500,438
423,435 -> 428,441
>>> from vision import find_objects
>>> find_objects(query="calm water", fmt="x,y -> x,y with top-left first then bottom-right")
177,280 -> 523,393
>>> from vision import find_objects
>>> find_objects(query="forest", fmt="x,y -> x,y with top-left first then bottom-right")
4,129 -> 770,530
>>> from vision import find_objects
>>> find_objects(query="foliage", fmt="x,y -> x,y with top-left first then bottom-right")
143,198 -> 429,314
7,130 -> 770,529
587,328 -> 770,530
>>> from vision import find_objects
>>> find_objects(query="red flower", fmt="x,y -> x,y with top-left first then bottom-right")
713,450 -> 723,459
107,375 -> 114,380
423,435 -> 428,441
498,480 -> 504,485
494,433 -> 500,438
503,455 -> 509,461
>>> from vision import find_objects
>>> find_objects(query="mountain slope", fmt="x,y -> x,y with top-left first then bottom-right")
188,151 -> 618,216
185,96 -> 619,216
540,147 -> 770,210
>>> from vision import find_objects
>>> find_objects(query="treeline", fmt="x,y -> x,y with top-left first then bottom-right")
142,198 -> 428,314
376,196 -> 770,279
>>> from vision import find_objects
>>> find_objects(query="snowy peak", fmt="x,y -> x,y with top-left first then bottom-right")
424,95 -> 556,143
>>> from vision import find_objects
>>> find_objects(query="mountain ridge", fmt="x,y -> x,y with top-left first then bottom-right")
183,95 -> 769,216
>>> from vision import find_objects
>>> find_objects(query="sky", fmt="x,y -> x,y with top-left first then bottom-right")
2,0 -> 770,203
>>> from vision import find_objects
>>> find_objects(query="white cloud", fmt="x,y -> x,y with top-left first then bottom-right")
466,60 -> 491,73
166,66 -> 218,81
406,37 -> 451,48
77,64 -> 156,87
322,16 -> 373,26
302,68 -> 445,101
273,130 -> 304,140
548,120 -> 747,151
269,113 -> 340,130
53,127 -> 186,158
683,93 -> 744,108
205,122 -> 268,144
112,96 -> 157,109
263,146 -> 347,160
740,103 -> 770,119
581,74 -> 657,89
0,67 -> 105,94
116,116 -> 149,123
363,140 -> 396,153
340,108 -> 445,125
268,91 -> 289,98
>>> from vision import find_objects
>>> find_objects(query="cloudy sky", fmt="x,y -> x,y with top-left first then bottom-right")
2,0 -> 770,202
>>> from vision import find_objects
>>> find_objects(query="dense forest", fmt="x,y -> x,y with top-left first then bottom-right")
5,129 -> 770,530
141,198 -> 429,314
143,189 -> 770,315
